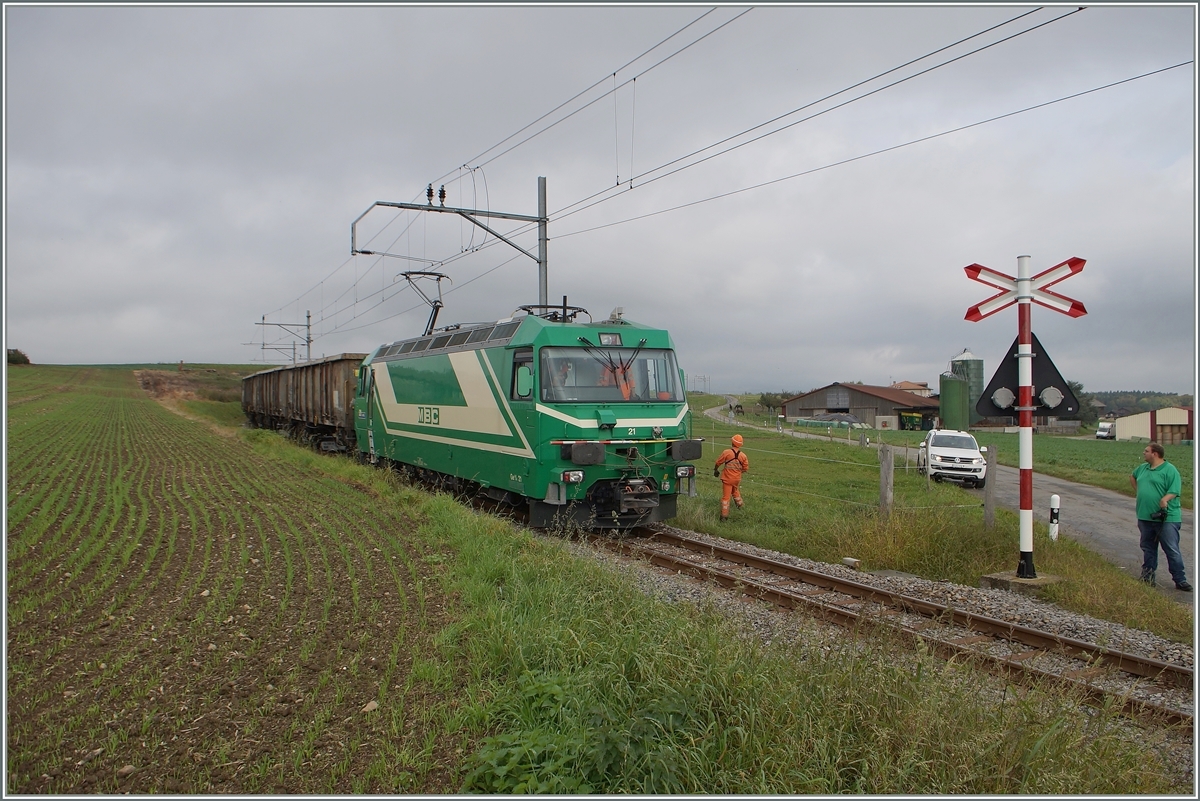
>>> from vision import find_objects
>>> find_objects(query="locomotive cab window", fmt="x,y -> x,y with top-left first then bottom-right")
540,346 -> 683,403
511,348 -> 534,400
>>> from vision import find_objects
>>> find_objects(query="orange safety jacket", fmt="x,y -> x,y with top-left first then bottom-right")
715,448 -> 749,482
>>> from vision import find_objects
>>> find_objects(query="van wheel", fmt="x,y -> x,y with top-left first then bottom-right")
932,474 -> 943,483
974,477 -> 986,489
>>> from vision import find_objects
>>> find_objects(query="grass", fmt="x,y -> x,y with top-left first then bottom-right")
721,402 -> 1193,510
428,502 -> 1181,794
684,404 -> 1192,644
6,367 -> 1190,794
161,386 -> 1195,642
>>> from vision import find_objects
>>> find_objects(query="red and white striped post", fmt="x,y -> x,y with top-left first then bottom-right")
965,255 -> 1086,580
1015,255 -> 1036,577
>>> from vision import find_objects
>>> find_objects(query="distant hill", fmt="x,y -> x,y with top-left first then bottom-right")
1092,391 -> 1193,417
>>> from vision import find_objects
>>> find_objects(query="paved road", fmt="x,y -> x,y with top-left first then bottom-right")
965,464 -> 1195,605
701,405 -> 1195,605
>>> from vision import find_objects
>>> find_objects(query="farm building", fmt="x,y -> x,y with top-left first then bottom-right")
1113,406 -> 1194,444
782,383 -> 939,431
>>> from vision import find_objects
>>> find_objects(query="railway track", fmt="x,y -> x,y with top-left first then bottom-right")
588,526 -> 1194,727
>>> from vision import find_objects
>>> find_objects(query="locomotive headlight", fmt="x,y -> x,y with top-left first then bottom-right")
562,470 -> 585,484
675,465 -> 695,478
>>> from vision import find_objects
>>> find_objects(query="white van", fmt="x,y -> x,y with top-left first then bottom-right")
917,429 -> 988,488
1096,421 -> 1115,439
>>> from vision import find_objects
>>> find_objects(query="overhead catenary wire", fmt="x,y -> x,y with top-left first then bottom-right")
265,11 -> 733,336
426,7 -> 729,192
386,5 -> 1086,271
553,60 -> 1194,240
270,6 -> 1044,337
464,8 -> 755,173
547,6 -> 1085,227
267,7 -> 1175,351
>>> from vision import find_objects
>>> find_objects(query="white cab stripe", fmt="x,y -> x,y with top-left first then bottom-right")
535,403 -> 689,429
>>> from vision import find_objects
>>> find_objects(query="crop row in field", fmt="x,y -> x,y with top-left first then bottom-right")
5,367 -> 461,794
7,371 -> 1189,793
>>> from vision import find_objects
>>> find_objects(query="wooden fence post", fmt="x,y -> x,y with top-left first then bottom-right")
879,444 -> 893,517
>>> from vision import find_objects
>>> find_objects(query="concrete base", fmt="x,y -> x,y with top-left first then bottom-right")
980,571 -> 1065,598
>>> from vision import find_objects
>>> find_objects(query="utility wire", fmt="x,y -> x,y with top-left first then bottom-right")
469,8 -> 755,172
279,3 -> 1027,329
553,60 -> 1193,239
428,55 -> 1189,306
549,6 -> 1082,226
427,7 -> 726,191
267,9 -> 732,329
412,6 -> 1079,258
319,252 -> 525,337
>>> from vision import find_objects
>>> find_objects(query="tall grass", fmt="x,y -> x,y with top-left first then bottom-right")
416,502 -> 1181,793
681,414 -> 1193,643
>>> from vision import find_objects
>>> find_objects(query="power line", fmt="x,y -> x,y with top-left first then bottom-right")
427,7 -> 735,190
280,4 -> 1027,331
551,60 -> 1193,240
264,10 -> 737,332
468,9 -> 755,173
547,6 -> 1083,227
398,6 -> 1082,265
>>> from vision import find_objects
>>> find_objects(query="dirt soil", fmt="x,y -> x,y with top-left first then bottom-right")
7,369 -> 467,794
134,369 -> 224,401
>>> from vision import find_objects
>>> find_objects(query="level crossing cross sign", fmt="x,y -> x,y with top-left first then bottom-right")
963,254 -> 1086,581
964,257 -> 1087,322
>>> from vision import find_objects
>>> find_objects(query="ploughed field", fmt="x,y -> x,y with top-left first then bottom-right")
5,367 -> 459,794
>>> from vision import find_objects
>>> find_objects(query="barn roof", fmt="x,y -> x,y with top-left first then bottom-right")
784,382 -> 940,409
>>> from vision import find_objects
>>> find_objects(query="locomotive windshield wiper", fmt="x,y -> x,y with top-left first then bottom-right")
576,337 -> 647,373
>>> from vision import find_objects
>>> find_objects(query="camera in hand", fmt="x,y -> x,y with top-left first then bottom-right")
1150,508 -> 1168,522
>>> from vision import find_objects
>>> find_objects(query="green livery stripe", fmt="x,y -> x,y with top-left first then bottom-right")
384,354 -> 468,406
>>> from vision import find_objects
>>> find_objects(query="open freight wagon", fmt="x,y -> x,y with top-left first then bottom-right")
242,353 -> 366,451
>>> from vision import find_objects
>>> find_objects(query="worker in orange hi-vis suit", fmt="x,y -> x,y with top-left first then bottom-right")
714,434 -> 749,521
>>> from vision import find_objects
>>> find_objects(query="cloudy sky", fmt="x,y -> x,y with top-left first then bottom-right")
5,4 -> 1195,395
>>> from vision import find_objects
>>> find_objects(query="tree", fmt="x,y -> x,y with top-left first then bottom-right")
758,392 -> 783,414
1066,380 -> 1098,425
7,349 -> 30,365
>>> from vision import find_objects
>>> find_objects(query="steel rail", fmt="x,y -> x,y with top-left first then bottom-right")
643,527 -> 1193,689
598,532 -> 1192,727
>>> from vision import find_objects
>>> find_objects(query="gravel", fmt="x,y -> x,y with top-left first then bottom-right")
550,525 -> 1196,790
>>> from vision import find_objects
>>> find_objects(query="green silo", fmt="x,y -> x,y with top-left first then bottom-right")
939,372 -> 970,431
950,349 -> 985,425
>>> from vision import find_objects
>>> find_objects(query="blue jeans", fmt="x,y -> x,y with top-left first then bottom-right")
1138,520 -> 1187,585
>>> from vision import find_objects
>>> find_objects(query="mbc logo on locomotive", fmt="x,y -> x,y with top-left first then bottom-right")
416,406 -> 440,425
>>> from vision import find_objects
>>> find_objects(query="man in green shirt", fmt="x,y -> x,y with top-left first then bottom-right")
1130,442 -> 1190,591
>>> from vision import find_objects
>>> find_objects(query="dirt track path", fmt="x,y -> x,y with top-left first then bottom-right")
966,465 -> 1195,605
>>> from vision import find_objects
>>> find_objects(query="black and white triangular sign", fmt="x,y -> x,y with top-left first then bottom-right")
976,332 -> 1080,418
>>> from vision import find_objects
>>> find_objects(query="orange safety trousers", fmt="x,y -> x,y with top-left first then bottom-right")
720,479 -> 744,518
716,448 -> 748,518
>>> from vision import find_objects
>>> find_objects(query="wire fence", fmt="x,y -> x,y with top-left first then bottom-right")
700,409 -> 991,514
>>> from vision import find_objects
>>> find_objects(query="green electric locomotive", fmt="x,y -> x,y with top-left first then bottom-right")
354,307 -> 703,528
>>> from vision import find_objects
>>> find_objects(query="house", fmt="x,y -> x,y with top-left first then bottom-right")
889,380 -> 933,398
1114,407 -> 1194,444
782,383 -> 940,431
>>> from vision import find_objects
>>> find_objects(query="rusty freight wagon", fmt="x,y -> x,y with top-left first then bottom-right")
242,353 -> 366,451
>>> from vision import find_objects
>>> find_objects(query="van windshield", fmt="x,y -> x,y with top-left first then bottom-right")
931,434 -> 979,450
540,347 -> 683,403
